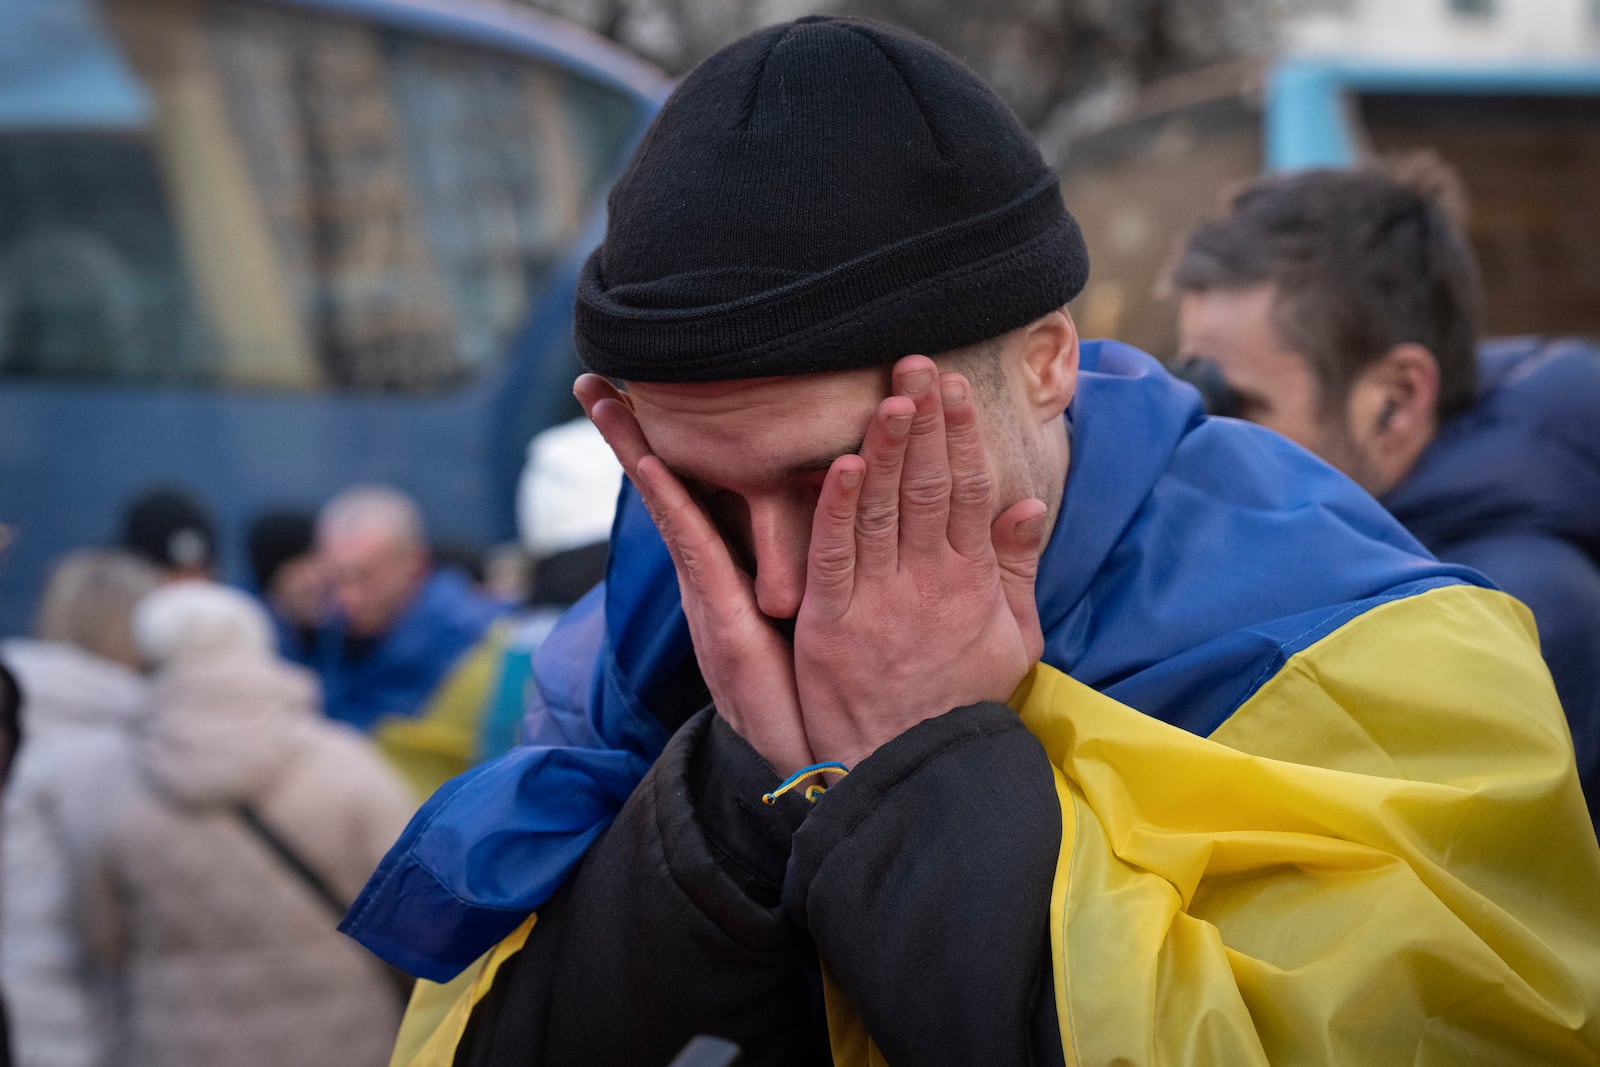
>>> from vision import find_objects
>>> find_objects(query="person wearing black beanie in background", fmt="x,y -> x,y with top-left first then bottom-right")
118,485 -> 218,582
350,18 -> 1600,1065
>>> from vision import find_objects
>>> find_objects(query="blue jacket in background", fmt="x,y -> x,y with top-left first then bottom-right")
1383,336 -> 1600,804
312,568 -> 507,732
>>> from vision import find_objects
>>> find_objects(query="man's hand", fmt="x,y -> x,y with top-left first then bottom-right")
793,356 -> 1047,770
576,374 -> 816,776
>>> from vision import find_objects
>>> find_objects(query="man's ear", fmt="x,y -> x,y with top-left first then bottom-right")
1350,343 -> 1439,443
1346,343 -> 1440,491
1020,307 -> 1080,420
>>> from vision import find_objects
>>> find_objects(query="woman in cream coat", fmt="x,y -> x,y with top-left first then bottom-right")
48,579 -> 416,1067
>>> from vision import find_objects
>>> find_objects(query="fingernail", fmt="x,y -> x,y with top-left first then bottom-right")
888,412 -> 912,435
840,467 -> 863,488
1017,514 -> 1046,542
941,378 -> 966,407
902,369 -> 934,396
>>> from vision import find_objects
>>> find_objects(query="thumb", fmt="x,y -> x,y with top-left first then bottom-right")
991,499 -> 1047,661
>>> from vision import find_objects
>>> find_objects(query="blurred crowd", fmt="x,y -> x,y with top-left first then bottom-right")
0,418 -> 622,1067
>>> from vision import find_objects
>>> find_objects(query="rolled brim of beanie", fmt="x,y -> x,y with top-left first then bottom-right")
575,174 -> 1089,383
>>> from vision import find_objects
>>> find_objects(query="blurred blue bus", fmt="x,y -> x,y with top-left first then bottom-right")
0,0 -> 667,636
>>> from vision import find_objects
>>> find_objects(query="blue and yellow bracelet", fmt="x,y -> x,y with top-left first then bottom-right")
761,761 -> 850,804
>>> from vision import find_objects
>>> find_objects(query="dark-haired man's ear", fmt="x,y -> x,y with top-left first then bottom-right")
1347,342 -> 1440,494
1020,307 -> 1080,421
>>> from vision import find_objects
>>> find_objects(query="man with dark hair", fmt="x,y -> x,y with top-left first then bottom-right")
345,19 -> 1600,1064
1170,158 -> 1600,820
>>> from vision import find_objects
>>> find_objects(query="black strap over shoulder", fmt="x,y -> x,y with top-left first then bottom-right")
233,803 -> 415,1008
235,804 -> 346,914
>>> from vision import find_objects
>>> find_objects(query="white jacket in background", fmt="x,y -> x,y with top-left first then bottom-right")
1,639 -> 144,1067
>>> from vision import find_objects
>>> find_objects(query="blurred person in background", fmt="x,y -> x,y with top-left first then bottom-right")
117,486 -> 218,584
0,659 -> 21,1067
0,659 -> 18,789
246,509 -> 327,663
311,484 -> 508,733
1170,157 -> 1600,823
0,549 -> 159,1067
46,580 -> 412,1067
0,527 -> 16,1067
311,486 -> 510,797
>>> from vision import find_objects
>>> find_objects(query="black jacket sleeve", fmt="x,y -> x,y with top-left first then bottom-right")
784,703 -> 1064,1065
457,702 -> 1063,1067
457,708 -> 828,1067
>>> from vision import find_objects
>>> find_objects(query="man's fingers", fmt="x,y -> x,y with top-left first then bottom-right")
893,356 -> 951,554
940,372 -> 994,559
573,372 -> 614,412
806,455 -> 865,618
632,454 -> 748,610
991,498 -> 1048,661
853,395 -> 913,576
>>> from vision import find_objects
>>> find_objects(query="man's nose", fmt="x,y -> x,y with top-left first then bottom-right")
748,501 -> 808,621
330,582 -> 361,616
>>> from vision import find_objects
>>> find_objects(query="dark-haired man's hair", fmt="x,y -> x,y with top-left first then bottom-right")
1168,154 -> 1481,419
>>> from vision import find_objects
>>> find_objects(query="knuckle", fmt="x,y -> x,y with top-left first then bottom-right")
855,500 -> 898,536
809,541 -> 853,579
900,472 -> 949,511
948,473 -> 991,512
867,450 -> 905,477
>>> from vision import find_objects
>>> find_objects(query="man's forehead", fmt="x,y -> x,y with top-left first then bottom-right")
321,521 -> 409,558
623,371 -> 882,488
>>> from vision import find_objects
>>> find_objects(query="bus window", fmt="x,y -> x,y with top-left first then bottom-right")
202,0 -> 641,393
0,0 -> 646,395
0,0 -> 218,386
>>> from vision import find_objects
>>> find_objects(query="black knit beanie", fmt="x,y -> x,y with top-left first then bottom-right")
120,487 -> 216,572
575,16 -> 1089,382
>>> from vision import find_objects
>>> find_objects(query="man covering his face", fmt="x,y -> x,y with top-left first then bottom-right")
346,19 -> 1600,1066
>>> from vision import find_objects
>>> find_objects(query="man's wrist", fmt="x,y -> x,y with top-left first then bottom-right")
690,710 -> 813,904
